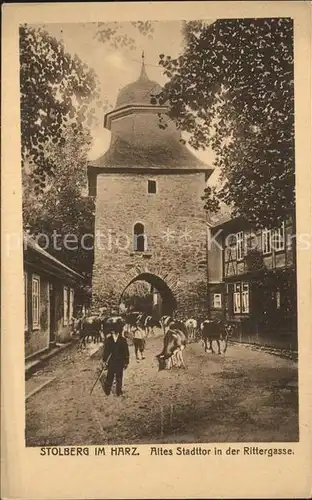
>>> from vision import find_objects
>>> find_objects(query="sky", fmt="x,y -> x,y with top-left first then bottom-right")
39,21 -> 218,183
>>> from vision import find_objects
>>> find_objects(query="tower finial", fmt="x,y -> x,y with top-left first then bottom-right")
139,50 -> 148,80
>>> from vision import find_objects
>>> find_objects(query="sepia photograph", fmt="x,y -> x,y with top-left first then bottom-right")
20,16 -> 300,448
3,2 -> 312,499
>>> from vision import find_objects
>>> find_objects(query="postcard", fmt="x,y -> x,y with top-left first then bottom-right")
1,1 -> 311,499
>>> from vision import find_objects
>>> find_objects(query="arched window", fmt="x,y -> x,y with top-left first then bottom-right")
133,223 -> 147,252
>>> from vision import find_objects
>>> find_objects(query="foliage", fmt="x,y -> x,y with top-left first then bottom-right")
122,281 -> 153,313
20,24 -> 100,188
245,248 -> 265,272
20,24 -> 102,278
155,18 -> 295,228
94,21 -> 154,49
23,127 -> 95,278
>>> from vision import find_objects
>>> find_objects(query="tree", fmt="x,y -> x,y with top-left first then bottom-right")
23,127 -> 95,277
20,24 -> 100,189
21,22 -> 156,279
155,19 -> 295,228
20,24 -> 101,278
122,281 -> 153,313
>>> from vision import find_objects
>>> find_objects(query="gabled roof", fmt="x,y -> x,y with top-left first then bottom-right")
24,233 -> 84,281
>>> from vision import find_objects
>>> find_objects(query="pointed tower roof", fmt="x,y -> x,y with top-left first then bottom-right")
88,53 -> 214,180
115,52 -> 162,107
139,50 -> 148,80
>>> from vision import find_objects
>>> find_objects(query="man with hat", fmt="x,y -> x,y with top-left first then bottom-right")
102,323 -> 130,397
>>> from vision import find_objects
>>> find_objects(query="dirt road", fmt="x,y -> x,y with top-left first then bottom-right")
26,332 -> 298,445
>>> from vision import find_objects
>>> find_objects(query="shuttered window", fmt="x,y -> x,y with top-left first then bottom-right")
262,228 -> 272,254
69,288 -> 74,321
63,286 -> 69,326
241,283 -> 250,313
233,282 -> 250,314
233,283 -> 241,313
276,289 -> 281,309
272,222 -> 285,252
32,275 -> 40,328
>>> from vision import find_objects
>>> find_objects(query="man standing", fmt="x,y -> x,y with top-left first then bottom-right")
102,329 -> 130,396
133,326 -> 146,361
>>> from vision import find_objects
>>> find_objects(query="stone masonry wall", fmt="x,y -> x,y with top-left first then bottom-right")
92,171 -> 209,316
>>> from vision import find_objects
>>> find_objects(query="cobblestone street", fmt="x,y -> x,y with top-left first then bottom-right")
26,332 -> 298,446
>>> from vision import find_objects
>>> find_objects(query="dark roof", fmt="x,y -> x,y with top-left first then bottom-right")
94,63 -> 213,174
116,63 -> 162,107
24,233 -> 84,280
89,137 -> 211,171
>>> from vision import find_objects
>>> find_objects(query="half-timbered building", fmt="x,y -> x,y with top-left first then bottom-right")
207,213 -> 297,349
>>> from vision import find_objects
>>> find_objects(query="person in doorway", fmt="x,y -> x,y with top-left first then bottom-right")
133,326 -> 146,361
102,329 -> 130,396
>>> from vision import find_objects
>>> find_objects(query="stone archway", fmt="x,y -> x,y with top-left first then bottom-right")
92,260 -> 208,317
119,272 -> 177,317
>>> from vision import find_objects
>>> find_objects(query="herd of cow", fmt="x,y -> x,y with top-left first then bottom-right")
72,310 -> 235,371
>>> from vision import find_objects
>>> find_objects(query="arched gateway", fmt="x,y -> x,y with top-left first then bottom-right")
88,55 -> 213,317
120,272 -> 177,317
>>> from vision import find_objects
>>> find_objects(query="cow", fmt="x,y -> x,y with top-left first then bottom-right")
167,319 -> 187,336
123,311 -> 143,335
137,314 -> 161,337
71,316 -> 83,336
156,328 -> 187,370
102,315 -> 125,337
78,313 -> 126,349
78,314 -> 103,348
160,315 -> 174,335
200,319 -> 234,354
184,318 -> 198,343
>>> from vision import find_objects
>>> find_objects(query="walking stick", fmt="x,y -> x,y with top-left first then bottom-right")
90,353 -> 112,395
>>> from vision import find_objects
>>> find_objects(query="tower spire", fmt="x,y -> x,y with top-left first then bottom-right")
139,50 -> 148,80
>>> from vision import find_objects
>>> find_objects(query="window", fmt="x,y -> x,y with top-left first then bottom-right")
241,282 -> 250,313
63,286 -> 69,326
236,232 -> 244,260
262,228 -> 272,254
148,180 -> 157,194
272,222 -> 285,252
69,288 -> 74,321
233,282 -> 250,314
24,272 -> 28,330
32,275 -> 40,328
276,289 -> 281,310
133,222 -> 147,252
213,293 -> 222,309
233,283 -> 241,313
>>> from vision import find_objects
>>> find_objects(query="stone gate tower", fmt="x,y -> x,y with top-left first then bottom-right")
88,57 -> 213,316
